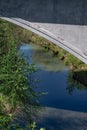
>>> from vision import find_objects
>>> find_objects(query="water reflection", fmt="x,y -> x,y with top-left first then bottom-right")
20,43 -> 68,72
67,71 -> 87,94
19,43 -> 87,112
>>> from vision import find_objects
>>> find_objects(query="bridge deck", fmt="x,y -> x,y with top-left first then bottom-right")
0,0 -> 87,64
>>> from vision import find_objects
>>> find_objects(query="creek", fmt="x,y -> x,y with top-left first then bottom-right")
19,43 -> 87,130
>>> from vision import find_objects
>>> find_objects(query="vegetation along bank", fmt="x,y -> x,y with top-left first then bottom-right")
0,18 -> 45,130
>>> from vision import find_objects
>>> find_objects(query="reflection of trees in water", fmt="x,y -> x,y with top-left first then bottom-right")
32,46 -> 67,72
67,71 -> 87,94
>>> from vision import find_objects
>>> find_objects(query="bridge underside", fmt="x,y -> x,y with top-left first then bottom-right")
0,0 -> 87,63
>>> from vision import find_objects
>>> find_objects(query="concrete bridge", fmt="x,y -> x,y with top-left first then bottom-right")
0,0 -> 87,64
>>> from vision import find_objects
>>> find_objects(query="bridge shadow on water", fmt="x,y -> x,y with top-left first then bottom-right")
0,0 -> 87,25
36,107 -> 87,130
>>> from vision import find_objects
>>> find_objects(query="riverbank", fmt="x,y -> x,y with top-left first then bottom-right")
0,18 -> 41,129
0,18 -> 87,85
18,29 -> 87,86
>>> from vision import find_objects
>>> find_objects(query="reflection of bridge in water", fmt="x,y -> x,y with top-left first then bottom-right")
0,0 -> 87,63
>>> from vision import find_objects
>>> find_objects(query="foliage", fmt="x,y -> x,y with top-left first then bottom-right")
0,114 -> 12,129
0,116 -> 45,130
0,19 -> 40,129
64,53 -> 83,68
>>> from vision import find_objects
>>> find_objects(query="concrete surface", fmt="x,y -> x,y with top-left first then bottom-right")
0,0 -> 87,63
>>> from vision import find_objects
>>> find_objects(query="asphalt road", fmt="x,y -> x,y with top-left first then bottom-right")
0,0 -> 87,64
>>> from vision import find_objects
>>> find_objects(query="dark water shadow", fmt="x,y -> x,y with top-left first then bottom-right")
0,0 -> 87,25
67,70 -> 87,94
35,107 -> 87,130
